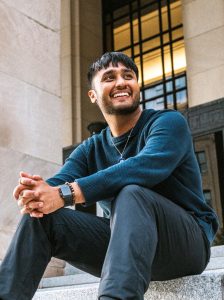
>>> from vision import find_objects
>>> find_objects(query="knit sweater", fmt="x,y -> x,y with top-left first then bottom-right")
47,109 -> 219,244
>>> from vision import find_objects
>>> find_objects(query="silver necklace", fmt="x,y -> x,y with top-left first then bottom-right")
110,127 -> 134,163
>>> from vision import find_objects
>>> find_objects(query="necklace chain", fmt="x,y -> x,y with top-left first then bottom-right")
110,127 -> 134,163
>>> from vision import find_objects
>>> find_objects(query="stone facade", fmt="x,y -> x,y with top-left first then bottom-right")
0,0 -> 62,260
0,0 -> 103,276
182,0 -> 224,107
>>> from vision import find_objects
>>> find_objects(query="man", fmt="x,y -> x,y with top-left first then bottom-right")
0,52 -> 219,300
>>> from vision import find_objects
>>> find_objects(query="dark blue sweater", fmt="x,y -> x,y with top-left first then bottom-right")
47,109 -> 219,244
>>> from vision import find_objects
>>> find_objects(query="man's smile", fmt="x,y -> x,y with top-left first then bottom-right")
112,92 -> 130,98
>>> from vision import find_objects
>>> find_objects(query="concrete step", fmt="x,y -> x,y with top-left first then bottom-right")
38,273 -> 100,289
34,246 -> 224,299
62,245 -> 224,277
33,269 -> 224,300
205,245 -> 224,271
1,246 -> 224,299
211,244 -> 224,257
2,245 -> 224,275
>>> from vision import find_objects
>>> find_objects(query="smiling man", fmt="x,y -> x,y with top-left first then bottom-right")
0,52 -> 219,300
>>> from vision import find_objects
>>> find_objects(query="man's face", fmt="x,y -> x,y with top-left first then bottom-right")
88,63 -> 140,116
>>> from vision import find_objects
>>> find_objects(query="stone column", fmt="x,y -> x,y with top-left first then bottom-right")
70,0 -> 105,142
182,0 -> 224,107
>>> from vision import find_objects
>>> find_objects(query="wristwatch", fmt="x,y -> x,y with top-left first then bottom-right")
58,183 -> 75,207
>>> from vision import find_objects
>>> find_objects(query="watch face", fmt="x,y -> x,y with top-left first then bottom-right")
60,185 -> 71,197
59,184 -> 73,206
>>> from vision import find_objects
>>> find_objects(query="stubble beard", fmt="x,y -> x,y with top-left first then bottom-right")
104,93 -> 140,115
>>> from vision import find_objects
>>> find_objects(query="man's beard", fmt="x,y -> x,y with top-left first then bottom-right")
104,95 -> 140,115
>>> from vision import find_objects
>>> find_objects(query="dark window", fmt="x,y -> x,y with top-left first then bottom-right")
196,151 -> 208,174
203,190 -> 212,207
102,0 -> 187,111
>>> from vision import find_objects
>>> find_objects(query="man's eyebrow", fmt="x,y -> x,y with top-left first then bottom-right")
101,68 -> 133,78
122,68 -> 133,73
101,70 -> 114,77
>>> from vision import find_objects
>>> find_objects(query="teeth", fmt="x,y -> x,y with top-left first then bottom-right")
113,92 -> 129,98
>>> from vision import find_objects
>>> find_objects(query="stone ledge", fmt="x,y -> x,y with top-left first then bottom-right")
34,283 -> 99,300
62,245 -> 224,277
145,270 -> 224,300
34,270 -> 224,300
39,273 -> 99,289
211,245 -> 224,257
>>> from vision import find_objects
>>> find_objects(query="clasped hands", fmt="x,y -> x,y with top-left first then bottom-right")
14,172 -> 64,218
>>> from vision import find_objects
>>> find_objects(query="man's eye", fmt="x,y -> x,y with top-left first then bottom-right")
104,76 -> 114,81
124,74 -> 133,79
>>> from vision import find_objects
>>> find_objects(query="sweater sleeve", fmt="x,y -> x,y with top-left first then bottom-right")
46,143 -> 88,186
76,112 -> 192,205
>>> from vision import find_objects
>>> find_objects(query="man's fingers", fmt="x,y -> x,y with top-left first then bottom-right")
20,206 -> 30,214
32,175 -> 43,180
22,190 -> 39,199
13,185 -> 26,200
30,211 -> 44,218
20,201 -> 44,212
26,201 -> 43,210
20,206 -> 44,218
14,172 -> 42,200
20,171 -> 33,179
19,177 -> 36,186
17,191 -> 39,207
20,171 -> 43,181
14,177 -> 36,200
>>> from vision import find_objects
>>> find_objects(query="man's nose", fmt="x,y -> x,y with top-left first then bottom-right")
115,75 -> 126,87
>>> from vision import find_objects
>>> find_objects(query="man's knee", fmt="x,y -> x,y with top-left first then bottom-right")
115,184 -> 154,210
18,209 -> 68,236
117,185 -> 157,204
118,184 -> 145,198
114,185 -> 158,214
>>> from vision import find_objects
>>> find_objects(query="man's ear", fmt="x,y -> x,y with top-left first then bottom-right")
88,90 -> 97,104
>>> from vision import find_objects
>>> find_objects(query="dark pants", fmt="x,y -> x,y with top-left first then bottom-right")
0,185 -> 210,300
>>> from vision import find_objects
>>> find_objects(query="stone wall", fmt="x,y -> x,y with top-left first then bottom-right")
0,0 -> 62,259
0,0 -> 104,263
182,0 -> 224,107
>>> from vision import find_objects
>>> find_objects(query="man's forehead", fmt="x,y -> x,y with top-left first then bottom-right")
97,63 -> 133,75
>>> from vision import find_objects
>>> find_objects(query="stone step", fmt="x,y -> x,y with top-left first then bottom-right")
61,245 -> 224,278
33,269 -> 224,300
39,273 -> 100,289
211,245 -> 224,257
1,246 -> 224,299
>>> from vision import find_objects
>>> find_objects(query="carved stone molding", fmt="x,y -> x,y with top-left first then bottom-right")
183,98 -> 224,137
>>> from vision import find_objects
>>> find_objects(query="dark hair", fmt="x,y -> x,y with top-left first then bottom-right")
87,52 -> 139,87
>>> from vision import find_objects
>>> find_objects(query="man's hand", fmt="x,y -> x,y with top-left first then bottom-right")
14,172 -> 64,218
13,171 -> 43,199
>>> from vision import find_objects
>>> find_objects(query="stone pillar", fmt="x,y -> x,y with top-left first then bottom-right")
70,0 -> 105,142
182,0 -> 224,107
0,0 -> 62,272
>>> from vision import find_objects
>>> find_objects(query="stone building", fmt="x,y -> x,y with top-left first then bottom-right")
0,0 -> 223,276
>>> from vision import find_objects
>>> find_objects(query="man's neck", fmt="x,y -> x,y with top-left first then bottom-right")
106,108 -> 142,137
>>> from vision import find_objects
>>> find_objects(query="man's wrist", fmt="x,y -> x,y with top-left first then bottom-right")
65,182 -> 76,205
58,183 -> 74,207
58,182 -> 85,206
71,182 -> 85,204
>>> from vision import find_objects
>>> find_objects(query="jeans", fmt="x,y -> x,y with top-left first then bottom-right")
0,185 -> 210,300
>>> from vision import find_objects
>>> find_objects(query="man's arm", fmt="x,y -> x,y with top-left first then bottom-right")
75,112 -> 192,205
15,111 -> 191,215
